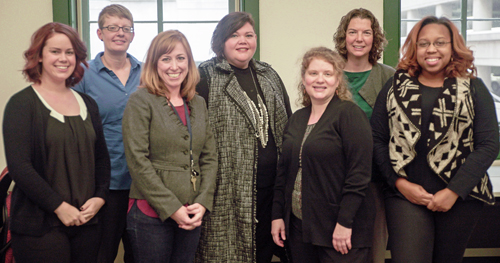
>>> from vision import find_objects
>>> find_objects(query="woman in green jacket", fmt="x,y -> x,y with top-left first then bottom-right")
122,30 -> 217,263
334,8 -> 395,262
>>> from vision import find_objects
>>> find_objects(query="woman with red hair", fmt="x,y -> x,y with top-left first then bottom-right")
2,22 -> 110,262
371,16 -> 499,263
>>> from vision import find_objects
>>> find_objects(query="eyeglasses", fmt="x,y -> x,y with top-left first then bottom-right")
417,40 -> 451,49
102,25 -> 134,33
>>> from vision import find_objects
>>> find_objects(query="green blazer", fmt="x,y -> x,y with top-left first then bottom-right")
358,63 -> 396,108
122,88 -> 217,221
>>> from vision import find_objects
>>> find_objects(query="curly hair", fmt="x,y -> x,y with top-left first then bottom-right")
298,47 -> 352,107
23,22 -> 88,87
140,30 -> 199,101
211,12 -> 255,60
398,16 -> 476,79
333,8 -> 387,65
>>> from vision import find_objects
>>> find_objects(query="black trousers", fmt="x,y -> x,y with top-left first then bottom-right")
385,196 -> 484,263
256,186 -> 289,263
288,214 -> 369,263
12,224 -> 100,263
97,189 -> 134,263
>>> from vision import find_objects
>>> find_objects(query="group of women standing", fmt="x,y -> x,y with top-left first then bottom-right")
2,5 -> 498,263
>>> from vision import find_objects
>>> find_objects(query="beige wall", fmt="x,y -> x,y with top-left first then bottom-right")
260,0 -> 385,111
0,0 -> 53,168
0,0 -> 385,166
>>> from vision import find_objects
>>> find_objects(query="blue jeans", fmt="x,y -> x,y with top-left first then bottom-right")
127,202 -> 201,263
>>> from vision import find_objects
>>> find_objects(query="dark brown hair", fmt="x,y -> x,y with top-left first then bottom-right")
334,8 -> 387,65
398,16 -> 476,78
23,22 -> 88,87
211,12 -> 255,60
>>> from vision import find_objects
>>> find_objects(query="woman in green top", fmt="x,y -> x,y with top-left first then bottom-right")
334,8 -> 395,263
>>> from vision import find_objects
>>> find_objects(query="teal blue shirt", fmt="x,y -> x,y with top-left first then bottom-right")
73,52 -> 142,190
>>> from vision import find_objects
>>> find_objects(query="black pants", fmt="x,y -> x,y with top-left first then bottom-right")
97,189 -> 134,263
288,214 -> 369,263
256,186 -> 289,263
385,196 -> 484,263
12,224 -> 100,263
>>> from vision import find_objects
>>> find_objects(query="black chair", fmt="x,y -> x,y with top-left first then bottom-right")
0,167 -> 12,263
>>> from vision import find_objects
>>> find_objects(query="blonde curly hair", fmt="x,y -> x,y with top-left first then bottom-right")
298,47 -> 352,107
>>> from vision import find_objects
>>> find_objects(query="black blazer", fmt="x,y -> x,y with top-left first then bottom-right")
272,95 -> 375,248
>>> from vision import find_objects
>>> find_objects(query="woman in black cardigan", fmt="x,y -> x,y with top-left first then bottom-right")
271,47 -> 374,263
2,23 -> 110,262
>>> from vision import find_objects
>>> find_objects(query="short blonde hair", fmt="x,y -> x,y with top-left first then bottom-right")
298,47 -> 352,107
98,4 -> 134,28
140,30 -> 199,101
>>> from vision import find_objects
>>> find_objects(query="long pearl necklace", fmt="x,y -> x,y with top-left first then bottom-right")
245,68 -> 269,148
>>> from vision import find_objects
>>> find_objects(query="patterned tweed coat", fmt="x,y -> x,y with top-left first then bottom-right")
195,57 -> 290,262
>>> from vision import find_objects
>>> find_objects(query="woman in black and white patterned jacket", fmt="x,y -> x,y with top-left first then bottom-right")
371,16 -> 499,263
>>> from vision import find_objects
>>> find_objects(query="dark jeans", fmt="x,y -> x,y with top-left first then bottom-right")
385,196 -> 484,263
288,214 -> 369,263
98,189 -> 133,263
11,224 -> 101,263
127,202 -> 201,263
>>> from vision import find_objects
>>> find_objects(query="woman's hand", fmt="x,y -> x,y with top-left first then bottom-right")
332,223 -> 352,255
170,206 -> 198,230
427,188 -> 459,212
54,201 -> 85,226
395,178 -> 433,206
271,219 -> 286,247
185,203 -> 206,227
80,197 -> 106,224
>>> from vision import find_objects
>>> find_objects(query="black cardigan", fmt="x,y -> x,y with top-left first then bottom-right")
3,86 -> 110,236
272,95 -> 375,248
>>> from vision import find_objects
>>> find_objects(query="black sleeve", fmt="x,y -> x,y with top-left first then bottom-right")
3,91 -> 64,213
371,77 -> 400,189
337,103 -> 373,228
82,93 -> 111,202
272,119 -> 291,221
196,67 -> 210,108
447,78 -> 499,199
